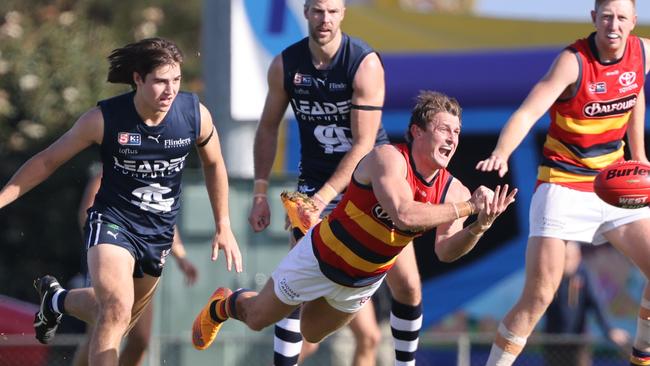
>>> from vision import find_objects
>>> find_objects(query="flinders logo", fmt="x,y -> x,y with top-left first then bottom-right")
164,137 -> 191,149
329,82 -> 346,91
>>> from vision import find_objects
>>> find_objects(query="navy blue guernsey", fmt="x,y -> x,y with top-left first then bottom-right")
282,33 -> 389,188
93,91 -> 200,237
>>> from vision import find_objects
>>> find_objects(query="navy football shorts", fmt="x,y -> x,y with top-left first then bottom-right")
83,210 -> 173,278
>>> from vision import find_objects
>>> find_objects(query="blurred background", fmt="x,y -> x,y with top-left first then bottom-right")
1,0 -> 649,365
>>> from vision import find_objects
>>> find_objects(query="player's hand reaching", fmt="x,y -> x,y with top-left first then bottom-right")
476,154 -> 510,177
475,184 -> 518,231
468,185 -> 494,212
175,256 -> 199,286
211,224 -> 243,273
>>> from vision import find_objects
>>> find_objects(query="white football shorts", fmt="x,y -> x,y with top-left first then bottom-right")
271,229 -> 382,313
529,183 -> 650,244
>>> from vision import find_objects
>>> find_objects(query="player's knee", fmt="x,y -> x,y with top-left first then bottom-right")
98,300 -> 132,330
389,281 -> 421,304
524,285 -> 556,311
355,327 -> 381,351
245,319 -> 266,332
301,330 -> 326,344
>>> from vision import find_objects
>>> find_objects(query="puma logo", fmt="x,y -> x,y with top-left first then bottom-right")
148,135 -> 161,144
106,231 -> 118,240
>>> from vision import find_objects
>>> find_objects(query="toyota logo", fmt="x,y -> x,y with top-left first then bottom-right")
619,72 -> 636,87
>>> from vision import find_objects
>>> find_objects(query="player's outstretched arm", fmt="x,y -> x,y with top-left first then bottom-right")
248,55 -> 290,232
196,103 -> 242,273
476,50 -> 579,177
0,107 -> 102,209
628,37 -> 650,163
627,87 -> 648,163
434,183 -> 517,262
362,145 -> 480,232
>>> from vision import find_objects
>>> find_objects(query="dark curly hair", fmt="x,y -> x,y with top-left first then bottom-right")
107,37 -> 183,88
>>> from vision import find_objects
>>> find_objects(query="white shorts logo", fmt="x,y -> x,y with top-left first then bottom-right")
160,248 -> 171,266
278,278 -> 300,301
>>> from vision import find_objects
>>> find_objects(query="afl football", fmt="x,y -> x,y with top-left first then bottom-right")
594,160 -> 650,209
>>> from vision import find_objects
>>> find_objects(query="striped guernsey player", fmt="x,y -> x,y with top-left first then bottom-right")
247,0 -> 397,365
476,0 -> 650,364
192,90 -> 517,353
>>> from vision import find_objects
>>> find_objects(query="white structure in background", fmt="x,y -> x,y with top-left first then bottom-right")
203,0 -> 306,178
230,0 -> 306,121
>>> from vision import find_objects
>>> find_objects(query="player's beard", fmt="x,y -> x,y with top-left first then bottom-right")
309,26 -> 337,46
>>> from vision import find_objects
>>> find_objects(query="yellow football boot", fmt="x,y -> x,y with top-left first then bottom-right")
192,287 -> 233,350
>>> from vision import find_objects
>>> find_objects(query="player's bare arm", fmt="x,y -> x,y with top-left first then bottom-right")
643,37 -> 650,74
435,180 -> 517,262
626,35 -> 649,162
627,87 -> 648,162
358,145 -> 478,231
78,169 -> 102,229
314,52 -> 384,206
248,55 -> 290,232
171,225 -> 199,286
434,179 -> 472,238
628,36 -> 650,162
253,55 -> 290,183
196,103 -> 243,273
476,49 -> 580,177
0,107 -> 103,209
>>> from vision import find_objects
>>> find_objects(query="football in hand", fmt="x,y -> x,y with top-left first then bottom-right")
594,160 -> 650,209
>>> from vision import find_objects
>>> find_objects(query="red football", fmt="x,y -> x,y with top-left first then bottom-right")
594,160 -> 650,209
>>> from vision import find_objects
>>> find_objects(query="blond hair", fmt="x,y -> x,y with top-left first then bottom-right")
406,91 -> 462,143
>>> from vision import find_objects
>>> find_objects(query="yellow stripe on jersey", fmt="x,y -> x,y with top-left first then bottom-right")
538,166 -> 597,183
343,201 -> 411,247
318,219 -> 396,273
543,136 -> 625,169
554,111 -> 631,135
